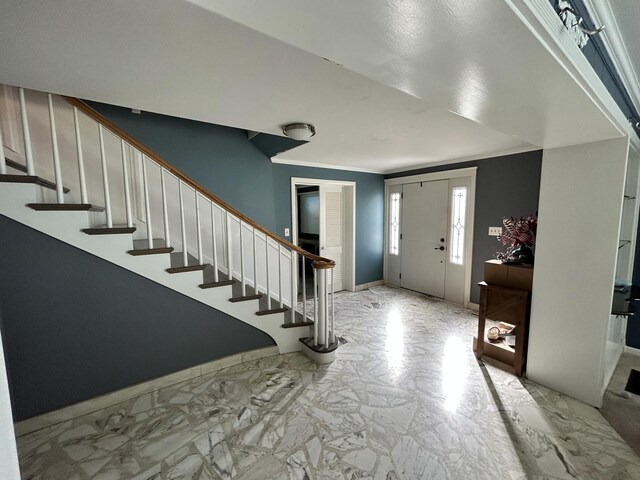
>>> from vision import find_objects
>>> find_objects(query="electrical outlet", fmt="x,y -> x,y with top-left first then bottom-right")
488,227 -> 502,236
284,227 -> 290,237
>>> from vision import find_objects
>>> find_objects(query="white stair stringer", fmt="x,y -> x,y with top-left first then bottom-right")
0,182 -> 310,354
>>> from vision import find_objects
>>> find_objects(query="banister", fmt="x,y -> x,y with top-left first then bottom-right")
63,96 -> 336,267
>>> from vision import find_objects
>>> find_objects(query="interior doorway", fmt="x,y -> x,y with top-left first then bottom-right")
384,168 -> 476,307
291,178 -> 356,299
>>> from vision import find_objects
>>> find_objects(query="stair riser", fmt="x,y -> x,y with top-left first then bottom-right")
0,182 -> 300,354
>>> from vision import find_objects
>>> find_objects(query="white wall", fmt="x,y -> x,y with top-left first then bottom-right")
527,137 -> 629,407
0,317 -> 21,480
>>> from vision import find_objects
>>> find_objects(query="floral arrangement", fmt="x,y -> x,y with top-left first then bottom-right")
496,214 -> 537,261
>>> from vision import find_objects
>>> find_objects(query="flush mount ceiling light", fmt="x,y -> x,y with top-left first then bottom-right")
283,123 -> 316,141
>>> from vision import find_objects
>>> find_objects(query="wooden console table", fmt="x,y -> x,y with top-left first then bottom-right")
474,281 -> 531,376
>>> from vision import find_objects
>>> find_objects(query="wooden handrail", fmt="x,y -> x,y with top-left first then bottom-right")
63,96 -> 335,268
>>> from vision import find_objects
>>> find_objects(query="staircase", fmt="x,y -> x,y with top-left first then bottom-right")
0,84 -> 339,362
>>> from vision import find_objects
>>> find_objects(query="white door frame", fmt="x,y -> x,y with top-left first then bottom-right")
291,177 -> 356,292
384,167 -> 477,307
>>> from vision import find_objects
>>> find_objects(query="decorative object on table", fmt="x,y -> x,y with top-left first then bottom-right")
496,213 -> 537,265
487,326 -> 501,341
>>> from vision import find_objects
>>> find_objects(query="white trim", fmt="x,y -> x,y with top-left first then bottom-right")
468,302 -> 480,312
290,177 -> 357,292
275,146 -> 540,175
624,345 -> 640,357
14,346 -> 279,437
509,0 -> 632,141
581,0 -> 640,116
272,157 -> 383,174
383,146 -> 538,175
384,167 -> 478,186
355,279 -> 385,291
292,177 -> 357,187
383,167 -> 477,308
465,173 -> 477,308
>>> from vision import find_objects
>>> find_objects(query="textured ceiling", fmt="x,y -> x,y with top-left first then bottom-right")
0,0 -> 626,172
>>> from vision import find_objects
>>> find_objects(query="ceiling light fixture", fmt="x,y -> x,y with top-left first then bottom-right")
283,123 -> 316,141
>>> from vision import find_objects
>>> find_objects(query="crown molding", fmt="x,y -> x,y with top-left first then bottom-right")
270,157 -> 383,174
580,0 -> 640,116
382,145 -> 539,175
506,0 -> 631,139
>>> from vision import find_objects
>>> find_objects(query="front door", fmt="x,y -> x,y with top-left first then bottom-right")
400,180 -> 448,297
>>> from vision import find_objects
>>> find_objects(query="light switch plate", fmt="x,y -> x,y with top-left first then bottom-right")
488,227 -> 502,236
284,227 -> 290,237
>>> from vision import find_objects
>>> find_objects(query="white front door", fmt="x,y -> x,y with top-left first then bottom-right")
400,180 -> 448,298
320,184 -> 344,292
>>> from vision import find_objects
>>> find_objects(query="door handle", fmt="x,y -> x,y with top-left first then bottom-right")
435,246 -> 445,251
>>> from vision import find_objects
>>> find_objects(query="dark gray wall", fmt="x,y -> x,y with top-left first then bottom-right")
386,150 -> 543,303
0,215 -> 274,421
88,102 -> 385,285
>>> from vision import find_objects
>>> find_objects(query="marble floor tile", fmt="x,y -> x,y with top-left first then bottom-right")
16,286 -> 640,479
600,352 -> 640,456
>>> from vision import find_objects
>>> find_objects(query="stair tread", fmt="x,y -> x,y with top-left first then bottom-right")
229,294 -> 262,303
83,226 -> 136,235
28,203 -> 104,212
281,320 -> 314,328
199,279 -> 236,289
0,173 -> 71,193
299,336 -> 339,353
256,307 -> 288,316
129,247 -> 174,256
166,264 -> 207,273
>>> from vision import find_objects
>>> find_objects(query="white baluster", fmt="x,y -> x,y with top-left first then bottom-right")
47,94 -> 64,204
18,88 -> 35,176
324,269 -> 329,345
313,268 -> 318,346
179,182 -> 187,266
290,250 -> 296,316
302,258 -> 307,323
98,125 -> 113,228
265,236 -> 271,309
330,268 -> 335,344
120,140 -> 133,227
73,107 -> 88,204
0,120 -> 7,175
211,204 -> 219,282
278,244 -> 283,306
240,222 -> 246,296
141,153 -> 153,247
160,169 -> 170,247
195,192 -> 203,265
252,227 -> 258,294
226,211 -> 233,281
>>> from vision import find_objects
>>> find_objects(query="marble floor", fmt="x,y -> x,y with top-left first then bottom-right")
601,352 -> 640,456
16,287 -> 640,479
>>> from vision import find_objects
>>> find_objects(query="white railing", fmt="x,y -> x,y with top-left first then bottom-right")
0,84 -> 338,350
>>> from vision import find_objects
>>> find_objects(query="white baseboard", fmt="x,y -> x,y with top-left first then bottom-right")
355,280 -> 385,291
14,346 -> 279,437
624,345 -> 640,357
467,302 -> 480,312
